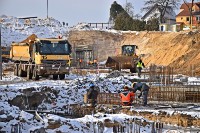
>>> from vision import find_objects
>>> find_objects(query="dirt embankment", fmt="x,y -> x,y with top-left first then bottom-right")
68,30 -> 200,75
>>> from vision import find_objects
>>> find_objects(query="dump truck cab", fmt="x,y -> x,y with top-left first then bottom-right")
33,38 -> 71,77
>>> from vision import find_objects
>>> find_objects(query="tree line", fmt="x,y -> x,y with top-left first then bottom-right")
109,0 -> 181,31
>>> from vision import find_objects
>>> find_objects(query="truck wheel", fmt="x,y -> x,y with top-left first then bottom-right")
33,69 -> 39,80
18,65 -> 23,77
59,74 -> 65,80
130,68 -> 136,73
27,66 -> 32,80
18,64 -> 27,77
53,75 -> 58,80
14,64 -> 18,76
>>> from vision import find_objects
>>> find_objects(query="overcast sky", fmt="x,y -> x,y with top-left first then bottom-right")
0,0 -> 145,26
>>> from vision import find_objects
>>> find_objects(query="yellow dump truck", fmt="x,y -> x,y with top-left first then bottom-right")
10,37 -> 71,80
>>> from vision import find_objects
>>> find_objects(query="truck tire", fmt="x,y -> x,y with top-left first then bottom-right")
27,66 -> 32,80
53,75 -> 58,80
59,74 -> 65,80
18,65 -> 23,77
14,64 -> 18,76
33,69 -> 39,80
130,68 -> 136,73
18,64 -> 27,77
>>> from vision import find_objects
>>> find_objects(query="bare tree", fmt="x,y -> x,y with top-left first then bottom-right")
142,0 -> 180,23
183,0 -> 194,29
124,2 -> 134,18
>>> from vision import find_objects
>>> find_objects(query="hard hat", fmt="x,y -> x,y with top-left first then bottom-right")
132,82 -> 137,88
124,85 -> 129,90
89,83 -> 95,87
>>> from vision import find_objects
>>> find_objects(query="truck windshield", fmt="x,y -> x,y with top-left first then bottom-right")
39,42 -> 70,55
2,51 -> 10,55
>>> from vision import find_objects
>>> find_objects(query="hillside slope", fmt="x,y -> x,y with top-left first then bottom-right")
69,30 -> 200,75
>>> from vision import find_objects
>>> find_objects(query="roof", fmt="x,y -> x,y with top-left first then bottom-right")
177,2 -> 200,17
180,2 -> 200,9
142,4 -> 158,20
142,4 -> 175,20
177,10 -> 191,16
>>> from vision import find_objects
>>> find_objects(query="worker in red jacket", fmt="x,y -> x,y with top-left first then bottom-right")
120,86 -> 135,106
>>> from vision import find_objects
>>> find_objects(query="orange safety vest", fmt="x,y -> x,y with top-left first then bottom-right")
120,91 -> 135,104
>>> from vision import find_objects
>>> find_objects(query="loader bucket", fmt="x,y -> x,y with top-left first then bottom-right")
105,56 -> 137,73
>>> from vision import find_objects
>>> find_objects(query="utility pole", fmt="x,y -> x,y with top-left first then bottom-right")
191,0 -> 194,30
0,23 -> 2,80
47,0 -> 49,18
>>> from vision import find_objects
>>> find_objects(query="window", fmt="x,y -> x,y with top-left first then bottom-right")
192,7 -> 195,12
181,17 -> 183,20
186,17 -> 190,21
196,16 -> 200,21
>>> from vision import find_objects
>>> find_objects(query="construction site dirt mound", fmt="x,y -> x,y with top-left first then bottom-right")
21,34 -> 37,44
69,30 -> 200,76
106,70 -> 122,78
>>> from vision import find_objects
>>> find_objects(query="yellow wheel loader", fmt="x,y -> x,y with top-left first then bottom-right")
105,45 -> 138,73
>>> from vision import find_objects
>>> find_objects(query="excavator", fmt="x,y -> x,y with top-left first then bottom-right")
105,45 -> 138,73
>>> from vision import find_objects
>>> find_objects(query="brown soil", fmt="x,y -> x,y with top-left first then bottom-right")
68,30 -> 200,76
21,34 -> 37,44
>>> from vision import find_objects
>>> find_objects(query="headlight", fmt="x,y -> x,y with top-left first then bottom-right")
40,67 -> 44,69
66,67 -> 69,69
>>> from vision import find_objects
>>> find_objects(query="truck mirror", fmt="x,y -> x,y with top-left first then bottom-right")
69,44 -> 72,53
35,43 -> 40,52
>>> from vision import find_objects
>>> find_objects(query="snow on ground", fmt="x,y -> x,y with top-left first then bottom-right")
0,15 -> 68,46
0,72 -> 200,132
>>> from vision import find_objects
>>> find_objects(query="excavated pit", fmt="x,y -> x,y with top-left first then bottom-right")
8,86 -> 59,110
121,108 -> 200,128
6,85 -> 200,130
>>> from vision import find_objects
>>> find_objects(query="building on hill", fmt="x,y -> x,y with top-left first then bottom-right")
142,4 -> 176,25
141,4 -> 176,32
176,2 -> 200,30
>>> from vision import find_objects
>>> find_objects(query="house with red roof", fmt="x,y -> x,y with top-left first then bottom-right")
176,2 -> 200,30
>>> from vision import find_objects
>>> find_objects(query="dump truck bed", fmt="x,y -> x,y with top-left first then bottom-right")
10,43 -> 31,61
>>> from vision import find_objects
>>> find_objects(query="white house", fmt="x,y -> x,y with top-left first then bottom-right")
142,4 -> 176,25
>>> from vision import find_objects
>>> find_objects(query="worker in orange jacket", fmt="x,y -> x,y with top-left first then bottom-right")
120,86 -> 135,106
